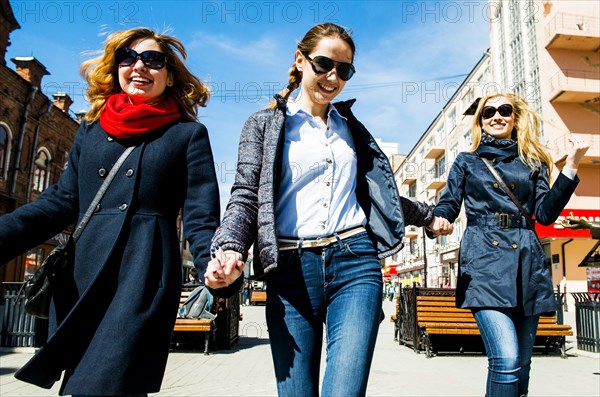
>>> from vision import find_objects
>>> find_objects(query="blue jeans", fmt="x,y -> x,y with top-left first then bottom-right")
266,232 -> 383,397
472,308 -> 540,397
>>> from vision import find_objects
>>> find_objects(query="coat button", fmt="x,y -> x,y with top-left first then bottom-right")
119,203 -> 128,211
98,168 -> 107,177
492,240 -> 499,246
510,182 -> 516,190
512,243 -> 518,249
107,136 -> 114,142
125,168 -> 134,177
492,158 -> 496,163
94,204 -> 101,212
493,182 -> 499,189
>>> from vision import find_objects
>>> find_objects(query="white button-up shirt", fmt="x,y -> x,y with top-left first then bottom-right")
275,102 -> 367,238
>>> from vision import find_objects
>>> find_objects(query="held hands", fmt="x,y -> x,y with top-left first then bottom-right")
565,137 -> 590,170
204,245 -> 244,289
427,216 -> 453,237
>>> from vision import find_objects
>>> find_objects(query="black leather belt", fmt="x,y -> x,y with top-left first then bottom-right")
467,213 -> 532,229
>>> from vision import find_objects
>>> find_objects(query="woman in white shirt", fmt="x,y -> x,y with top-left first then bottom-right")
205,23 -> 451,396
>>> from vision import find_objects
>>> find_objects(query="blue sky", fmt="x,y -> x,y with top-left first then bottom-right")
6,1 -> 491,209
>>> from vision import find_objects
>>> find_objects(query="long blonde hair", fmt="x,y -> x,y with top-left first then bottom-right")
266,23 -> 355,109
81,28 -> 210,122
471,93 -> 554,175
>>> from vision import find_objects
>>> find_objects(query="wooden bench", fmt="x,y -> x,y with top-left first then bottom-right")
250,289 -> 267,305
172,289 -> 216,354
417,295 -> 573,358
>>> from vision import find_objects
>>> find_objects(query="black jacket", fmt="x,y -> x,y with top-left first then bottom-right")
434,139 -> 578,315
0,120 -> 220,394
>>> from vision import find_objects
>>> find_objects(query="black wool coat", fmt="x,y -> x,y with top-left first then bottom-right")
433,139 -> 578,316
0,120 -> 220,395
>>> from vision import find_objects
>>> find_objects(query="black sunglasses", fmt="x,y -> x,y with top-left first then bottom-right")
302,52 -> 356,81
482,104 -> 513,120
115,48 -> 166,70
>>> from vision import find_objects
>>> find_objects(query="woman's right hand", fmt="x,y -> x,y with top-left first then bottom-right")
204,247 -> 244,289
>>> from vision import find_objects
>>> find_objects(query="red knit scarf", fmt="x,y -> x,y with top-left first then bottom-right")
99,94 -> 181,139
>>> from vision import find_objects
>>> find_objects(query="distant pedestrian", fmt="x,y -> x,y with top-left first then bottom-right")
204,22 -> 452,396
433,93 -> 588,396
0,27 -> 219,395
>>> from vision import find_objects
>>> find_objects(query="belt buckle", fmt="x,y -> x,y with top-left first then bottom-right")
499,213 -> 510,229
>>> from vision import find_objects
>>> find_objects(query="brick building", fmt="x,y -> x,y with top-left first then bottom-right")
0,0 -> 79,291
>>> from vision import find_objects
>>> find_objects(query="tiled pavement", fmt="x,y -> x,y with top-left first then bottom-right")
1,300 -> 599,396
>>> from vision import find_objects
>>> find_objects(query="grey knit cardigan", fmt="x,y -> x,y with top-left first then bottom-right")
212,96 -> 433,281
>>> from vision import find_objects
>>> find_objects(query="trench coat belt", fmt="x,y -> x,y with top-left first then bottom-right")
278,226 -> 367,251
467,214 -> 532,229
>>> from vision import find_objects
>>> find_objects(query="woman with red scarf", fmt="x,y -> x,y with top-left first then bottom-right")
0,28 -> 220,396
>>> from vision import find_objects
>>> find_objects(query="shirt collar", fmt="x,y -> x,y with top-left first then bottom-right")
286,101 -> 347,121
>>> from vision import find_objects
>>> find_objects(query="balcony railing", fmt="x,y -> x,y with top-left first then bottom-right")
422,168 -> 447,191
545,13 -> 600,51
548,69 -> 600,103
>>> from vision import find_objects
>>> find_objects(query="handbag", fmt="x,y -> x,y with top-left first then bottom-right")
22,146 -> 136,319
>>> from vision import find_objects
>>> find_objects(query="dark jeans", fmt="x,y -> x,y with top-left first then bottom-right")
473,308 -> 540,397
266,232 -> 383,397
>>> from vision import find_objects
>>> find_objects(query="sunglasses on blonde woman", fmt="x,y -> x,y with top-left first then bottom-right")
482,104 -> 513,120
115,48 -> 166,70
302,52 -> 356,81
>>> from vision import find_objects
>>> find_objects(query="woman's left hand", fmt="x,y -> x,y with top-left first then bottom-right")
565,137 -> 590,170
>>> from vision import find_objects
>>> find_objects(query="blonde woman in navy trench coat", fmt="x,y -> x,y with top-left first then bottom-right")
0,28 -> 220,396
433,93 -> 589,397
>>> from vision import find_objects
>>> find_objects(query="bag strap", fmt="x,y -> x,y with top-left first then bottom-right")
478,154 -> 541,244
72,146 -> 136,242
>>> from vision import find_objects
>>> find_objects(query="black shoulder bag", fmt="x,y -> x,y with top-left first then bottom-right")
22,146 -> 135,319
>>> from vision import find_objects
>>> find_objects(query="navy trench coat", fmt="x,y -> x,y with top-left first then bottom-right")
433,140 -> 578,316
0,120 -> 220,395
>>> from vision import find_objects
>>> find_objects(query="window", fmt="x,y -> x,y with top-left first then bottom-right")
410,239 -> 420,257
0,125 -> 7,178
408,182 -> 417,198
463,131 -> 473,149
462,89 -> 473,110
436,156 -> 446,178
447,109 -> 456,131
449,143 -> 459,162
436,126 -> 445,144
33,149 -> 51,192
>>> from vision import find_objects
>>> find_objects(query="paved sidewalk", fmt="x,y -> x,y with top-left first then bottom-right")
1,301 -> 598,396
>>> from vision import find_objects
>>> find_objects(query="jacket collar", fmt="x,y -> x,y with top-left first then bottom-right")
273,94 -> 356,114
476,133 -> 519,161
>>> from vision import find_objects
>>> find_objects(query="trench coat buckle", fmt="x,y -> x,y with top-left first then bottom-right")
498,213 -> 510,229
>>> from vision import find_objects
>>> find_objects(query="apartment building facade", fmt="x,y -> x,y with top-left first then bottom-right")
489,0 -> 600,306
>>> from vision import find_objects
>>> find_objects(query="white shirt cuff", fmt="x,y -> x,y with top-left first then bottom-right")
562,167 -> 577,180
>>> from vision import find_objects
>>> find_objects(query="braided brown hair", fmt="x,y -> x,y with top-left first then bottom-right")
267,23 -> 355,109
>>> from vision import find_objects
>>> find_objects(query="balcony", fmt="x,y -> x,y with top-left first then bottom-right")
424,145 -> 445,160
405,226 -> 419,239
422,169 -> 447,191
548,70 -> 600,103
400,174 -> 417,185
545,13 -> 600,51
551,132 -> 600,165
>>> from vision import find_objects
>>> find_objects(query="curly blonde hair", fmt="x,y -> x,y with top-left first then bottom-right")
267,23 -> 355,109
81,27 -> 209,122
471,93 -> 554,175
